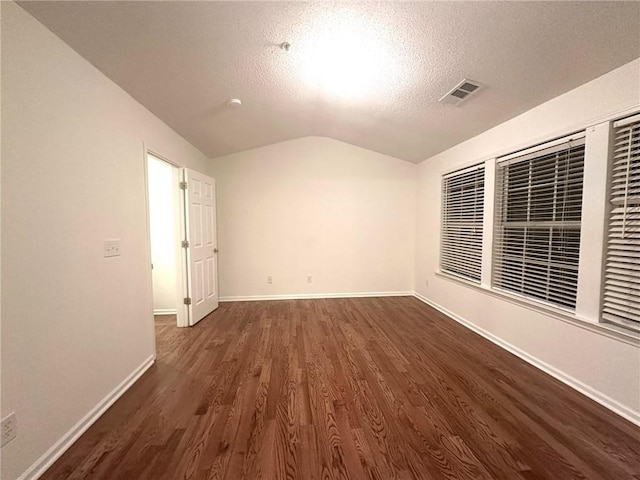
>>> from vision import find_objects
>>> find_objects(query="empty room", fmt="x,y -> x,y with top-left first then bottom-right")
2,1 -> 640,479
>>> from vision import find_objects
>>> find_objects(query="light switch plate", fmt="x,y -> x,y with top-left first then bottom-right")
103,239 -> 121,257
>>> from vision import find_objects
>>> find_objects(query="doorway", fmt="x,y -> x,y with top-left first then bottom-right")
146,153 -> 185,327
145,151 -> 220,328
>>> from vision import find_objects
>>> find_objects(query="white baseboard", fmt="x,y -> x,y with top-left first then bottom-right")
153,309 -> 177,315
412,292 -> 640,426
220,291 -> 413,302
20,355 -> 155,480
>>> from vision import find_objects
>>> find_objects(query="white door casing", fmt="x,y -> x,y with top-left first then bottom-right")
183,168 -> 219,325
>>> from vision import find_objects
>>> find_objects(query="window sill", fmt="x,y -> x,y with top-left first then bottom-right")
435,270 -> 640,347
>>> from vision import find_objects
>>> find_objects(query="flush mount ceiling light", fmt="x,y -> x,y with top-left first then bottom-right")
297,15 -> 401,101
226,98 -> 242,108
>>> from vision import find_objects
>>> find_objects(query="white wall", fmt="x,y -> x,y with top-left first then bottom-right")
147,156 -> 178,313
2,3 -> 638,478
415,59 -> 640,421
209,137 -> 416,299
1,3 -> 209,479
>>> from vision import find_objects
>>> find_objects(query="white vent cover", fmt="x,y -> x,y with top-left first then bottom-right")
439,79 -> 482,106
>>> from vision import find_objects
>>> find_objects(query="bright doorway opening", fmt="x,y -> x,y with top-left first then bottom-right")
147,153 -> 185,327
145,152 -> 220,328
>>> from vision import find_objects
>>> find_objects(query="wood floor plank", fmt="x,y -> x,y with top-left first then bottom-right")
41,297 -> 640,480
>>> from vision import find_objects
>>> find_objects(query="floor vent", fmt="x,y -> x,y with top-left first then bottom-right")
439,79 -> 482,106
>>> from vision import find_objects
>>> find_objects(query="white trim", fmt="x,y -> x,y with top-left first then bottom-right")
442,160 -> 484,179
141,143 -> 158,363
439,157 -> 486,177
153,309 -> 177,315
220,291 -> 413,302
613,112 -> 640,128
145,147 -> 184,168
178,167 -> 191,327
436,270 -> 640,345
20,355 -> 155,480
144,145 -> 189,329
180,167 -> 193,327
480,158 -> 496,288
497,131 -> 585,164
575,122 -> 611,320
412,292 -> 640,427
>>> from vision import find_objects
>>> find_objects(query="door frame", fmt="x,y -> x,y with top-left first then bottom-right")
142,143 -> 190,328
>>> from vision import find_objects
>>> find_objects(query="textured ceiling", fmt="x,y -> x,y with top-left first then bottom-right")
18,1 -> 640,163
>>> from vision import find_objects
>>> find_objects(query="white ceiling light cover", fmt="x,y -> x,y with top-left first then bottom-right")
296,12 -> 403,102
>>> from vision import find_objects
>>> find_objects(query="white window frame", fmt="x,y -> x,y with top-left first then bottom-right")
493,132 -> 586,311
440,163 -> 485,283
437,111 -> 640,342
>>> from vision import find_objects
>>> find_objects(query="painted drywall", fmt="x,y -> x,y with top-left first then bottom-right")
209,137 -> 416,299
2,4 -> 638,479
415,59 -> 640,419
1,3 -> 209,479
147,155 -> 178,313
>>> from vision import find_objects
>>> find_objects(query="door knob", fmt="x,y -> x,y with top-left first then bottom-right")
214,248 -> 219,253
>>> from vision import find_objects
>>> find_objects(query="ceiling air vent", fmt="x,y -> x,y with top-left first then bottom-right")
439,79 -> 482,106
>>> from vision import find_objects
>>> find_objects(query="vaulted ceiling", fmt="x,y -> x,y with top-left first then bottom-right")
18,1 -> 640,163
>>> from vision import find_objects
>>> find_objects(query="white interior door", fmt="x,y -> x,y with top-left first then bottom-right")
183,168 -> 218,325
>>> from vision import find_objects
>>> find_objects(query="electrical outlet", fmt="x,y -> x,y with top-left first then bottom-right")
103,239 -> 121,258
307,275 -> 312,284
1,412 -> 17,447
267,275 -> 272,284
425,278 -> 429,287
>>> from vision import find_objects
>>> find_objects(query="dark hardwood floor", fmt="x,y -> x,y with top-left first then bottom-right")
42,297 -> 640,479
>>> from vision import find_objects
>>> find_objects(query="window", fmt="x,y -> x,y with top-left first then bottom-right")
441,164 -> 485,282
602,114 -> 640,329
493,134 -> 585,309
437,115 -> 640,335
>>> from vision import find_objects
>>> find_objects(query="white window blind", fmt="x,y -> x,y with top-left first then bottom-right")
494,134 -> 585,309
441,164 -> 485,282
602,114 -> 640,330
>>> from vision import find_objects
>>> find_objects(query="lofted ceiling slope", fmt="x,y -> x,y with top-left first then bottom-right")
17,1 -> 640,163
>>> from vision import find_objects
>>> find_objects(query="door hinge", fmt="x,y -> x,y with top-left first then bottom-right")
182,240 -> 190,248
183,297 -> 192,305
179,181 -> 188,190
